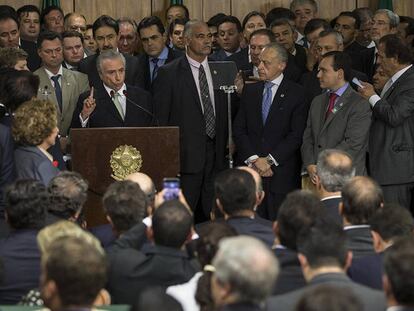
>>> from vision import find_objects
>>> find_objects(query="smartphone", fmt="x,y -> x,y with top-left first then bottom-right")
352,77 -> 364,88
163,177 -> 180,201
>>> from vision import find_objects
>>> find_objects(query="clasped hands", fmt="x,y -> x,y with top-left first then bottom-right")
250,157 -> 273,177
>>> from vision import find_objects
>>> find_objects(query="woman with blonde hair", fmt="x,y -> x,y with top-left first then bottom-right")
12,99 -> 60,185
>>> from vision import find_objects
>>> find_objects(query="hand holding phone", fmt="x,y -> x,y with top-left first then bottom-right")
163,177 -> 180,201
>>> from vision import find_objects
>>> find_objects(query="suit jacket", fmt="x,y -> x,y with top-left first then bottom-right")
78,52 -> 140,89
321,196 -> 342,225
301,84 -> 372,175
14,145 -> 59,186
70,84 -> 153,129
345,226 -> 375,259
352,47 -> 376,81
34,66 -> 89,136
300,68 -> 369,103
107,244 -> 199,305
266,273 -> 386,311
209,48 -> 231,61
0,229 -> 41,305
273,247 -> 306,295
219,302 -> 262,311
226,216 -> 275,247
293,44 -> 307,74
347,251 -> 384,290
153,56 -> 228,173
369,65 -> 414,185
233,77 -> 308,194
136,47 -> 182,91
20,39 -> 41,71
0,124 -> 14,214
226,48 -> 302,82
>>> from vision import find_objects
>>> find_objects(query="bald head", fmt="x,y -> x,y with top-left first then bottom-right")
237,166 -> 262,193
125,173 -> 155,200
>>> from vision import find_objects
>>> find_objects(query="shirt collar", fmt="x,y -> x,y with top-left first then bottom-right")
37,146 -> 53,162
186,54 -> 208,69
224,47 -> 241,57
329,82 -> 349,97
44,66 -> 63,79
103,83 -> 127,98
390,64 -> 413,84
268,73 -> 284,87
150,46 -> 169,61
321,195 -> 342,201
343,224 -> 370,230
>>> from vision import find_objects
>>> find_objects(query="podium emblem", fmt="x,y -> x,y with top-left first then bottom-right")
110,145 -> 143,180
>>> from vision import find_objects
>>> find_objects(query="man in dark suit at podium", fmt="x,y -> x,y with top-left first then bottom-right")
78,15 -> 140,89
71,50 -> 152,128
153,20 -> 228,221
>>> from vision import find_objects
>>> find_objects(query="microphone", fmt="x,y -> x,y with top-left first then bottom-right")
42,85 -> 50,99
122,90 -> 158,126
110,90 -> 115,99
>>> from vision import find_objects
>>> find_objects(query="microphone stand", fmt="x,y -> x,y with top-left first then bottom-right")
219,85 -> 237,168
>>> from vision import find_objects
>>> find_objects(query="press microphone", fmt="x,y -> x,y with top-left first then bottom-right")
110,90 -> 115,99
122,90 -> 158,125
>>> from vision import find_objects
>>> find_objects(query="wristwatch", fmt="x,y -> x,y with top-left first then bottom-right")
266,155 -> 275,166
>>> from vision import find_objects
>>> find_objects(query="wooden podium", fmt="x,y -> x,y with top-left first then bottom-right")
71,127 -> 180,226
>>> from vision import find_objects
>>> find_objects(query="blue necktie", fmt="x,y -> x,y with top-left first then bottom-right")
51,75 -> 62,112
151,58 -> 159,82
262,81 -> 274,124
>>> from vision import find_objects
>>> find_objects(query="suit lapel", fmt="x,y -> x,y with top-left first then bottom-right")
320,85 -> 353,133
96,86 -> 124,124
383,66 -> 414,99
61,68 -> 74,119
254,81 -> 265,128
180,58 -> 203,114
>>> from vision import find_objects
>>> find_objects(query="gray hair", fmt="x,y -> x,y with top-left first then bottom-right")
290,0 -> 318,13
375,9 -> 400,28
96,50 -> 126,74
48,171 -> 89,207
213,236 -> 279,304
117,17 -> 138,32
319,30 -> 344,46
316,149 -> 355,192
264,42 -> 288,63
183,19 -> 206,38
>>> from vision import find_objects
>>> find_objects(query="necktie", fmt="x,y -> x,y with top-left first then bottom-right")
198,64 -> 215,138
112,92 -> 124,120
325,92 -> 339,120
151,58 -> 159,82
380,79 -> 393,97
51,75 -> 62,112
261,81 -> 274,125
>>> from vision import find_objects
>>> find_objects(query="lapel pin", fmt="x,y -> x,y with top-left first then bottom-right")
213,70 -> 217,74
280,94 -> 285,98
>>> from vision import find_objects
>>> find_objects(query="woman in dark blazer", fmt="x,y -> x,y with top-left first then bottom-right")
12,99 -> 60,185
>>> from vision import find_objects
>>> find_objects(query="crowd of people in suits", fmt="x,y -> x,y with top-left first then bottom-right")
1,0 -> 414,310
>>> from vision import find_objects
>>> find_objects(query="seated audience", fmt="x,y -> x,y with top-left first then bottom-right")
167,222 -> 237,311
348,204 -> 414,290
273,190 -> 324,295
12,99 -> 60,185
214,168 -> 275,247
266,220 -> 386,311
340,176 -> 383,258
211,236 -> 279,311
315,149 -> 355,224
0,180 -> 47,304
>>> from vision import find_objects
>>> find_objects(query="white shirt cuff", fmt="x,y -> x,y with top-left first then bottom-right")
369,94 -> 381,107
245,155 -> 259,166
79,113 -> 89,128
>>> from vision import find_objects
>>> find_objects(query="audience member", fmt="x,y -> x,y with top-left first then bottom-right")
125,172 -> 156,216
12,99 -> 60,185
40,5 -> 64,34
340,176 -> 383,258
212,236 -> 279,311
334,11 -> 366,53
136,16 -> 182,91
290,0 -> 318,47
353,7 -> 374,48
16,5 -> 40,43
34,31 -> 89,137
359,34 -> 414,211
241,11 -> 266,47
272,190 -> 324,295
63,12 -> 87,36
117,17 -> 139,55
165,4 -> 190,26
348,204 -> 414,290
303,18 -> 331,71
207,13 -> 226,52
214,168 -> 274,246
0,180 -> 47,304
62,30 -> 87,70
266,221 -> 386,311
315,149 -> 355,224
210,15 -> 243,60
169,18 -> 187,51
83,24 -> 97,54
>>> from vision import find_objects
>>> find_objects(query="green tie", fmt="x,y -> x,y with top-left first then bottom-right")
113,92 -> 124,120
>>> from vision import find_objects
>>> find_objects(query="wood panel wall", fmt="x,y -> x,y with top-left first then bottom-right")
3,0 -> 414,25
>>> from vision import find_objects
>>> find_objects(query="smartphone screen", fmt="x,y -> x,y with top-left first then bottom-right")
163,177 -> 180,201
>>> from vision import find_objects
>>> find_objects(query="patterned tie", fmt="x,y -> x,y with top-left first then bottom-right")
199,64 -> 215,138
325,92 -> 338,120
261,81 -> 274,125
151,58 -> 159,82
51,75 -> 62,112
112,92 -> 125,120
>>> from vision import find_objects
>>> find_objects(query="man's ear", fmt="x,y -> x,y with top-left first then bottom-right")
344,251 -> 353,270
146,226 -> 154,243
256,190 -> 265,206
371,230 -> 383,253
338,201 -> 344,216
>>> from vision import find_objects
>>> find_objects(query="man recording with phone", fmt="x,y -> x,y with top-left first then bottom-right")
71,50 -> 153,128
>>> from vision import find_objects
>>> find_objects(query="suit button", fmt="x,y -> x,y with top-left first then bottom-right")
318,145 -> 322,148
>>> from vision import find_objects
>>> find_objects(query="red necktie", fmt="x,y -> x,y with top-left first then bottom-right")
325,92 -> 338,120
